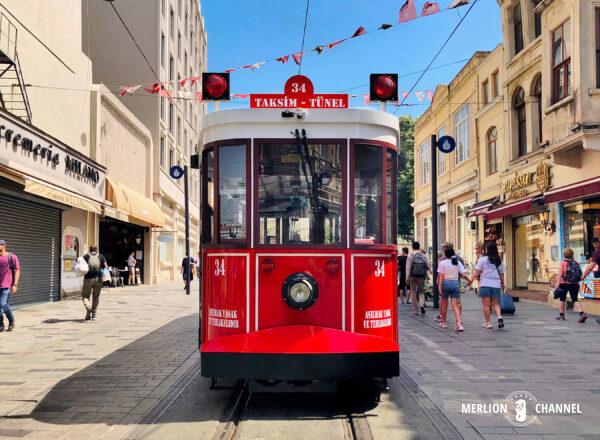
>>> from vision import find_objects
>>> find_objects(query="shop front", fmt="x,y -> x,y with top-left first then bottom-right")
100,177 -> 165,284
0,109 -> 105,305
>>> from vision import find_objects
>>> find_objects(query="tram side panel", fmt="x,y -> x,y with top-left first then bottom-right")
351,253 -> 397,342
203,253 -> 249,341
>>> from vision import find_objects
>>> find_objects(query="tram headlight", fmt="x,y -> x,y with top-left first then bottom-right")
282,272 -> 319,310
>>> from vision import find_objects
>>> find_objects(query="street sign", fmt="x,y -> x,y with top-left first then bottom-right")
170,165 -> 185,180
156,234 -> 174,243
437,136 -> 456,154
250,75 -> 348,109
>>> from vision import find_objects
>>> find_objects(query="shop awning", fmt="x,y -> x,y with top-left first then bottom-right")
0,165 -> 26,185
24,180 -> 103,214
485,198 -> 532,221
105,177 -> 165,227
544,177 -> 600,204
467,198 -> 497,218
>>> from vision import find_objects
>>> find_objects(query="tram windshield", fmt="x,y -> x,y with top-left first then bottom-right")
258,142 -> 343,245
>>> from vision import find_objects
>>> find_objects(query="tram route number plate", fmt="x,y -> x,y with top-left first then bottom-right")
250,75 -> 348,109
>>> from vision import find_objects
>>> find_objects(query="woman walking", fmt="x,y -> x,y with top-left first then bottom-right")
437,247 -> 469,331
469,242 -> 506,329
555,248 -> 587,322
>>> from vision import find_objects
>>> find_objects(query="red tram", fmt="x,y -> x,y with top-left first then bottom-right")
199,75 -> 400,382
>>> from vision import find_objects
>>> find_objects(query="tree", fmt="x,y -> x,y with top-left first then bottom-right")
397,116 -> 414,240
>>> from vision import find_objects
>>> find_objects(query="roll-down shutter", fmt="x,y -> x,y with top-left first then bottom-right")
0,193 -> 61,306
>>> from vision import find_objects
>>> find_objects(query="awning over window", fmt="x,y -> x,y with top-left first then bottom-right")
467,198 -> 497,218
24,180 -> 103,214
105,177 -> 165,227
485,198 -> 532,221
544,177 -> 600,204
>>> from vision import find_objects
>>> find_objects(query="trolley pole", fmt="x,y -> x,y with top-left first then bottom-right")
184,165 -> 191,296
431,135 -> 439,309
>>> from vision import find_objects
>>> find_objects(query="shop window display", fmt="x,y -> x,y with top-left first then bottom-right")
514,212 -> 556,287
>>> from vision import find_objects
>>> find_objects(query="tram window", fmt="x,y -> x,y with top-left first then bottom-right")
218,145 -> 246,241
385,150 -> 396,245
201,150 -> 214,244
258,142 -> 342,245
354,145 -> 382,244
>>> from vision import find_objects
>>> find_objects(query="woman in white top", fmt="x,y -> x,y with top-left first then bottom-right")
469,242 -> 506,329
437,247 -> 470,331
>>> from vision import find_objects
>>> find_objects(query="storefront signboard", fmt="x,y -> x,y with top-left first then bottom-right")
581,275 -> 600,299
0,111 -> 105,203
502,161 -> 551,201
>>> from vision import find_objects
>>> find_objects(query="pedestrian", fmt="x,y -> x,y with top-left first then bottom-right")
181,254 -> 194,289
437,247 -> 469,331
406,241 -> 431,316
82,245 -> 108,320
0,239 -> 19,332
127,251 -> 137,285
468,242 -> 506,329
581,238 -> 600,323
397,247 -> 409,304
434,242 -> 464,322
554,248 -> 587,322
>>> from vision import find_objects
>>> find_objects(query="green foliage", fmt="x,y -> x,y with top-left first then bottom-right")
397,116 -> 415,240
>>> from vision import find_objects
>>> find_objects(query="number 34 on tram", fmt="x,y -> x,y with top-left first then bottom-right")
199,74 -> 400,383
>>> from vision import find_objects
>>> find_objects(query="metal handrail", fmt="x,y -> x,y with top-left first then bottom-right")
0,12 -> 17,61
13,51 -> 31,123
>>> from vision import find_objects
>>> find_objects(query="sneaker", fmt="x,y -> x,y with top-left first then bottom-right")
482,322 -> 492,329
578,313 -> 588,323
7,321 -> 14,331
497,317 -> 504,329
405,301 -> 411,305
420,306 -> 426,315
556,315 -> 566,321
434,315 -> 442,322
438,321 -> 447,329
85,310 -> 92,320
455,323 -> 464,332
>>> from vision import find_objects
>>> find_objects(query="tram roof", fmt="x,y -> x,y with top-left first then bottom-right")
200,108 -> 399,149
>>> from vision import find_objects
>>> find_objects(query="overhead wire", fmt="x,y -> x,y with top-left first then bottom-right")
298,0 -> 311,75
393,0 -> 480,115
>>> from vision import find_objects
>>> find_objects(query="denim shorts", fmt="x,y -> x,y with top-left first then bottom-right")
441,280 -> 461,299
479,286 -> 502,298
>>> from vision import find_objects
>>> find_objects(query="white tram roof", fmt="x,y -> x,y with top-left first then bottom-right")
201,108 -> 399,149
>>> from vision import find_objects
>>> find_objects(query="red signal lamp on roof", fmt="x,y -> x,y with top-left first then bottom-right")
202,72 -> 230,101
369,73 -> 398,102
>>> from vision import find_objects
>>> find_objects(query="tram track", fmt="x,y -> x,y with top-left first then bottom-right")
211,381 -> 375,440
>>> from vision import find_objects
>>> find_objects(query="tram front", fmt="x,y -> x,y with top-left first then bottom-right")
200,76 -> 400,382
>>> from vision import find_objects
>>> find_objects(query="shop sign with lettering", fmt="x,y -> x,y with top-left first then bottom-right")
502,161 -> 551,201
0,111 -> 105,203
250,75 -> 348,109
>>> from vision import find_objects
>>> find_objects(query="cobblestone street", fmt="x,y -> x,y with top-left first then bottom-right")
1,285 -> 599,439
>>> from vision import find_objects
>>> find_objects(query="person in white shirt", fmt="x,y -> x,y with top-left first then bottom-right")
468,242 -> 506,329
437,247 -> 470,331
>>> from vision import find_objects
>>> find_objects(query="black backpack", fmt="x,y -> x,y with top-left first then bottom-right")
7,253 -> 16,286
411,253 -> 428,278
564,259 -> 582,283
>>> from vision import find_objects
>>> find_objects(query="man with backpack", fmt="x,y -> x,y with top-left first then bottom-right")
0,239 -> 19,332
406,241 -> 431,315
556,248 -> 587,323
82,245 -> 108,321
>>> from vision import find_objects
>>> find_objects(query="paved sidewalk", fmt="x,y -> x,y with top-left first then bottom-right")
0,281 -> 201,440
398,294 -> 600,440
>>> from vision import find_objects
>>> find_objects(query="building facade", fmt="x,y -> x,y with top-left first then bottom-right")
83,0 -> 207,281
414,0 -> 600,313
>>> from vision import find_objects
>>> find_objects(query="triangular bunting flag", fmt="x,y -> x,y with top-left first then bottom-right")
447,0 -> 470,8
415,91 -> 425,102
363,94 -> 371,105
351,27 -> 366,38
401,91 -> 410,100
312,45 -> 325,54
232,93 -> 250,99
379,23 -> 394,30
292,52 -> 303,65
276,55 -> 290,63
144,83 -> 162,94
328,39 -> 347,49
224,68 -> 236,73
426,90 -> 434,101
421,2 -> 441,16
399,0 -> 417,22
119,85 -> 141,96
196,91 -> 203,102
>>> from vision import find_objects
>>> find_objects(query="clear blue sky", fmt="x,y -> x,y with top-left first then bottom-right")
202,0 -> 502,118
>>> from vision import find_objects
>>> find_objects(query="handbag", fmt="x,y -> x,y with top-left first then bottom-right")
75,256 -> 89,276
101,268 -> 111,283
553,286 -> 566,300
